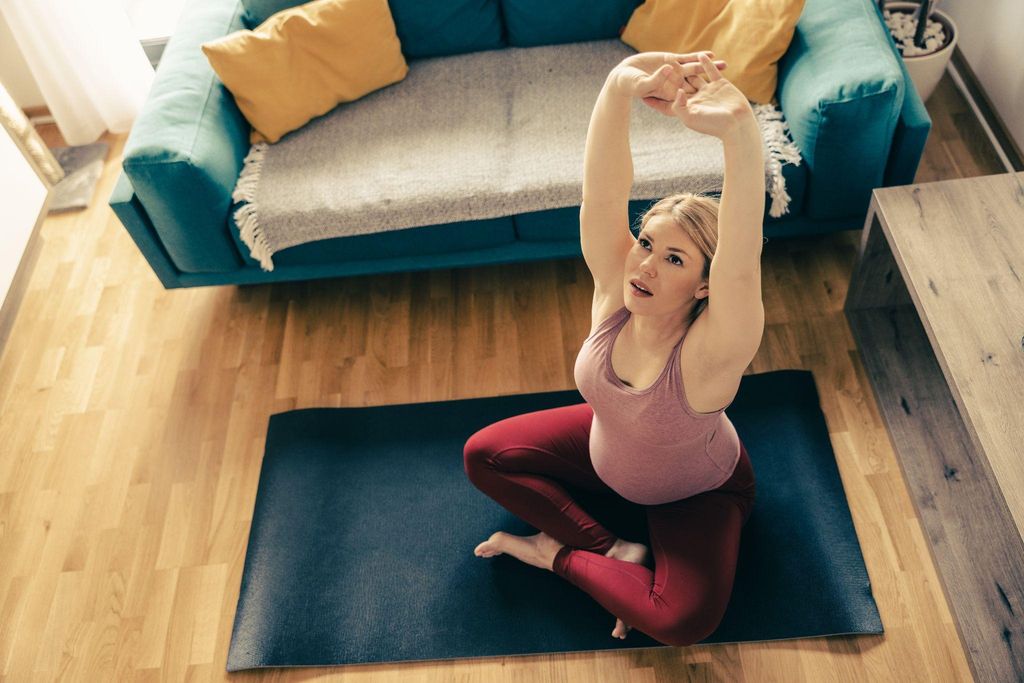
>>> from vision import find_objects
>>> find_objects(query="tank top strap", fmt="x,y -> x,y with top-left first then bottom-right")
606,304 -> 630,327
667,324 -> 688,360
586,304 -> 630,343
663,324 -> 690,395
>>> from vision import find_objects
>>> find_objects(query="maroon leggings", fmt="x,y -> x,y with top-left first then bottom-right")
463,401 -> 756,647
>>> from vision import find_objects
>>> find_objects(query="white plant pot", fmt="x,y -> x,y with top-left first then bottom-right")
884,2 -> 958,102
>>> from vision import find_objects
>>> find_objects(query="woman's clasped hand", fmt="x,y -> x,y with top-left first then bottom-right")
609,50 -> 755,140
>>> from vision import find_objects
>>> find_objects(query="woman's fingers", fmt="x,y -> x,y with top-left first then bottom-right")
643,95 -> 675,116
666,62 -> 690,92
646,63 -> 671,85
636,64 -> 666,96
672,89 -> 686,110
643,63 -> 675,96
673,51 -> 724,68
698,51 -> 723,81
673,60 -> 726,84
677,50 -> 714,62
648,63 -> 691,101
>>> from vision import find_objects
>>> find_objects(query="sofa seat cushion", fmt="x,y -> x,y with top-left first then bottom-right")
230,38 -> 801,271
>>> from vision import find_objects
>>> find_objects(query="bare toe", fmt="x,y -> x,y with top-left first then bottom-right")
474,532 -> 505,558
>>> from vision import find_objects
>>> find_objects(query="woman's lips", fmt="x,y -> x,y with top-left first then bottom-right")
630,282 -> 653,297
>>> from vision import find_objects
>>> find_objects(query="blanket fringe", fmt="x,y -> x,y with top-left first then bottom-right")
232,141 -> 275,271
752,103 -> 803,218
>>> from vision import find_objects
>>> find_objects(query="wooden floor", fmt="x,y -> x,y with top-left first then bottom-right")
0,71 -> 1006,681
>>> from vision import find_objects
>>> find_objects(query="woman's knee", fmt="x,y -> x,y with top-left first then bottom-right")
653,598 -> 728,647
462,428 -> 508,480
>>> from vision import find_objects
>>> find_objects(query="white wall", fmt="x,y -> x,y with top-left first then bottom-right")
934,0 -> 1023,154
0,126 -> 47,310
123,0 -> 190,42
0,12 -> 46,109
0,0 -> 185,111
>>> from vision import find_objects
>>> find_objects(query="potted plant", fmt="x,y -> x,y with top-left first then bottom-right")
879,0 -> 958,102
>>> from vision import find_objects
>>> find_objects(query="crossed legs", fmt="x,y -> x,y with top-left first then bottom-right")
463,401 -> 752,646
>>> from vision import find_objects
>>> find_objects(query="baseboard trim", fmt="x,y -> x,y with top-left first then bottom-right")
948,46 -> 1024,173
0,187 -> 53,361
23,105 -> 55,126
21,105 -> 48,117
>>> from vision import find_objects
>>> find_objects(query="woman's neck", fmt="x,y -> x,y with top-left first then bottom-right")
626,307 -> 692,348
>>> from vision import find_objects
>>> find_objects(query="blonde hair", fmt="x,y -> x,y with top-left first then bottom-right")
632,191 -> 720,325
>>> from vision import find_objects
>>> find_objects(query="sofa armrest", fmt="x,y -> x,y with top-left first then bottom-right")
109,171 -> 183,288
120,0 -> 250,274
776,0 -> 907,221
880,17 -> 932,187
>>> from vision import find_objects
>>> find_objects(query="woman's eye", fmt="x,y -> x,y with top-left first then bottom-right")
639,238 -> 682,265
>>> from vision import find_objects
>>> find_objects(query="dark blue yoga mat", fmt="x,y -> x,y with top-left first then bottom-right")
226,369 -> 882,671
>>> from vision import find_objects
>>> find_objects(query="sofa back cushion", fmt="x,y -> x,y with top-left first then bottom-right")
500,0 -> 642,47
240,0 -> 505,58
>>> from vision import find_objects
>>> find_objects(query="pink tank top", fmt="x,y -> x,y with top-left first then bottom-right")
573,304 -> 741,505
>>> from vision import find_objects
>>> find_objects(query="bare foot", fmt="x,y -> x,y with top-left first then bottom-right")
474,531 -> 564,572
605,538 -> 652,639
605,538 -> 651,567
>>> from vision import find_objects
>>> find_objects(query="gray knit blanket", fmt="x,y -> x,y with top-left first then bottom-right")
232,39 -> 802,272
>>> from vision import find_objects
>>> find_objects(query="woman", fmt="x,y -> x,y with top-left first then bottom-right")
463,50 -> 765,646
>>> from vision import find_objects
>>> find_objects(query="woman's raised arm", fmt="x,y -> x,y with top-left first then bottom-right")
580,54 -> 728,295
666,51 -> 764,276
581,71 -> 635,207
667,52 -> 766,373
578,73 -> 636,294
717,120 -> 766,276
583,53 -> 724,204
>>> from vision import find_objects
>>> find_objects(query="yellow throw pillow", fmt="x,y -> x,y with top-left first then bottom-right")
620,0 -> 805,105
201,0 -> 409,144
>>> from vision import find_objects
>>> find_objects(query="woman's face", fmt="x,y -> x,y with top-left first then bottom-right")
623,215 -> 709,315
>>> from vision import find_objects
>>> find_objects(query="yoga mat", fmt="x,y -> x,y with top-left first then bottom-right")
226,369 -> 882,671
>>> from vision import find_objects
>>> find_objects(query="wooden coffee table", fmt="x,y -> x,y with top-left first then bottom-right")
844,171 -> 1024,683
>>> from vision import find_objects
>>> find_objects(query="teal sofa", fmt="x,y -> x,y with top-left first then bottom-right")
109,0 -> 931,290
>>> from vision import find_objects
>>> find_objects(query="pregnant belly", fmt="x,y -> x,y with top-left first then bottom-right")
590,420 -> 732,505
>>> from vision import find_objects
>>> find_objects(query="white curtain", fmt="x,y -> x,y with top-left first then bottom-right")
0,0 -> 154,146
